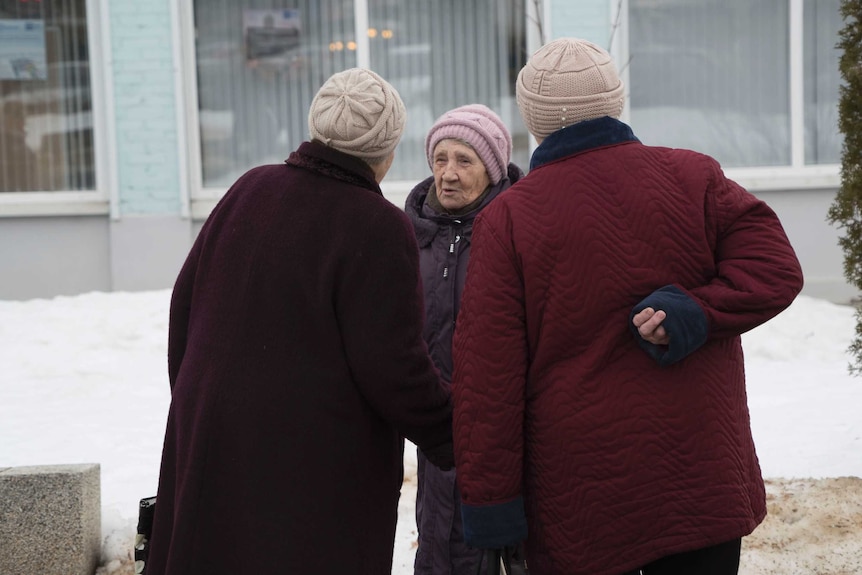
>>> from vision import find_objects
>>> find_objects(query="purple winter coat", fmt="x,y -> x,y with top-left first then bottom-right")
405,164 -> 523,575
148,141 -> 453,575
405,164 -> 524,385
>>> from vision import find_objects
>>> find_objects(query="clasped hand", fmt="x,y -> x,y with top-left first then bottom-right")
631,307 -> 669,346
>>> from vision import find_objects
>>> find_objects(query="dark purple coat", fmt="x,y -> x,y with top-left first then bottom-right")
148,141 -> 453,575
405,164 -> 522,575
405,164 -> 523,385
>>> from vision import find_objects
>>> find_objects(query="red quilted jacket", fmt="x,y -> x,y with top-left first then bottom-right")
452,118 -> 803,575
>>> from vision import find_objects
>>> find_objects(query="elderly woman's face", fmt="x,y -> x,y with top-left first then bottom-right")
432,139 -> 491,212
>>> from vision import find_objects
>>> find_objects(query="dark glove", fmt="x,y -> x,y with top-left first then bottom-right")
420,440 -> 454,471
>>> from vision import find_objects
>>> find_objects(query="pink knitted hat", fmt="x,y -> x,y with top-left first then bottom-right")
425,104 -> 512,185
516,38 -> 625,139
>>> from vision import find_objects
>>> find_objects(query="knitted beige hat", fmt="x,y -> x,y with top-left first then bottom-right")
516,38 -> 625,140
308,68 -> 406,161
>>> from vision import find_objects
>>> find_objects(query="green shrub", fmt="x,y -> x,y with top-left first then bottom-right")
827,0 -> 862,373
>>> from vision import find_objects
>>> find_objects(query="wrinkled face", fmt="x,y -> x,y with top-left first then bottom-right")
432,139 -> 491,212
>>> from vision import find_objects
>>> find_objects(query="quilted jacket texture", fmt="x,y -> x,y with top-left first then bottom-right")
451,117 -> 804,575
148,141 -> 453,575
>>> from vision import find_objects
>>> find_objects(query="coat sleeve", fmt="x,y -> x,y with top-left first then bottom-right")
451,206 -> 529,548
689,160 -> 804,338
335,205 -> 453,459
167,239 -> 202,390
630,157 -> 804,365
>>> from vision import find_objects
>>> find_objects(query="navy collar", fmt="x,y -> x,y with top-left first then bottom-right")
530,117 -> 640,171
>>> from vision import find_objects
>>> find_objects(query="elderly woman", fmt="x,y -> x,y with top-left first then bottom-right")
452,39 -> 803,575
148,69 -> 454,575
405,104 -> 524,575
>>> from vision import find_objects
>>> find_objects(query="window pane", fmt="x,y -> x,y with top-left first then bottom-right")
629,0 -> 790,168
0,0 -> 94,192
804,0 -> 842,165
194,1 -> 527,187
195,1 -> 357,188
368,0 -> 529,180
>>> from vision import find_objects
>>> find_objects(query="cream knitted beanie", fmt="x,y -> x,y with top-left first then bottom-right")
308,68 -> 406,161
516,38 -> 625,140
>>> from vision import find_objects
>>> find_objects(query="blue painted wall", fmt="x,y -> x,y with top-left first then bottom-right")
109,0 -> 181,216
550,0 -> 612,48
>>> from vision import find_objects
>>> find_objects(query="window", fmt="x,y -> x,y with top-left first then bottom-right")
190,0 -> 528,191
805,0 -> 842,164
193,1 -> 357,189
0,0 -> 94,192
366,0 -> 528,180
628,0 -> 841,170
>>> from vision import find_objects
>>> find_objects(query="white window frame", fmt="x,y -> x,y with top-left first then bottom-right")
0,0 -> 112,218
178,1 -> 209,220
614,0 -> 840,192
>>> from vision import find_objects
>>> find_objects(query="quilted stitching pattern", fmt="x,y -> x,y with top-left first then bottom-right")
452,138 -> 803,574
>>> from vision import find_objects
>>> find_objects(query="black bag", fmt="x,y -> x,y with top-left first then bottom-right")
134,496 -> 157,575
481,546 -> 530,575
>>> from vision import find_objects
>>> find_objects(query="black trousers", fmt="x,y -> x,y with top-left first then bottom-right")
619,538 -> 742,575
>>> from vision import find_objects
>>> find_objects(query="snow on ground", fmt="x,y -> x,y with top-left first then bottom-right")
1,291 -> 860,573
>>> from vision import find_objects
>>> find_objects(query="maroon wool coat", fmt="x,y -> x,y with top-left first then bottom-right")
452,118 -> 804,575
147,141 -> 453,575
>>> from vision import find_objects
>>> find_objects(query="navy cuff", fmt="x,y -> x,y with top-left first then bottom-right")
629,285 -> 708,366
460,496 -> 528,549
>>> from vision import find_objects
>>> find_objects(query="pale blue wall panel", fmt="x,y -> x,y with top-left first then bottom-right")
109,0 -> 181,215
550,0 -> 612,48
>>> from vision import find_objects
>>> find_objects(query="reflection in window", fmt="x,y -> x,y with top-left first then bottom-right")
804,0 -> 841,165
629,0 -> 791,168
367,0 -> 528,180
0,0 -> 93,192
195,1 -> 357,188
193,0 -> 528,188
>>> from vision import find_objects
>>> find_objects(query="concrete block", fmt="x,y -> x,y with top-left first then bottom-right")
0,464 -> 101,575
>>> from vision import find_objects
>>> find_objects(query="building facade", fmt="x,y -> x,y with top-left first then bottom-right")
0,0 -> 852,302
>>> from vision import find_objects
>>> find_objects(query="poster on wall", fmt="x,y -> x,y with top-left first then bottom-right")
243,9 -> 301,62
0,19 -> 47,80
